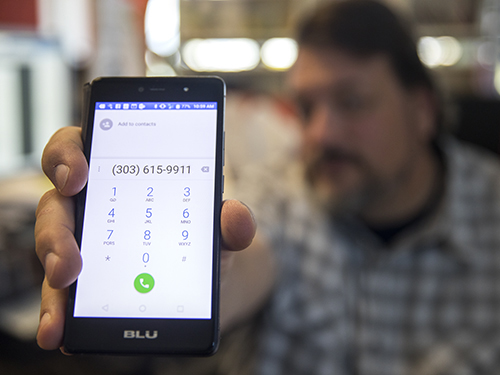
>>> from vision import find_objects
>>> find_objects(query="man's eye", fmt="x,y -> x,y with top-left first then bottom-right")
337,94 -> 371,113
339,96 -> 363,111
298,103 -> 313,123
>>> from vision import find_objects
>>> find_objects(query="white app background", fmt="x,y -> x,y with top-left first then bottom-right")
73,105 -> 218,319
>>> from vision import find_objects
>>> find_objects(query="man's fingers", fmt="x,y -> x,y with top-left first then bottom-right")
35,189 -> 82,289
37,278 -> 68,350
221,199 -> 256,251
41,126 -> 88,196
35,195 -> 256,349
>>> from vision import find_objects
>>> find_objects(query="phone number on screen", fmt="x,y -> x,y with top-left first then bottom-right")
111,164 -> 191,176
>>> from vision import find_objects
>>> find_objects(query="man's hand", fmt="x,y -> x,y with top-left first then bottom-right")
34,126 -> 257,350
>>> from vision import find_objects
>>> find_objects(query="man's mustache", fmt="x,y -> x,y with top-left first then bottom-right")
309,147 -> 363,167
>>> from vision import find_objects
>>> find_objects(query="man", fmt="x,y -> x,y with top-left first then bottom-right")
35,1 -> 500,374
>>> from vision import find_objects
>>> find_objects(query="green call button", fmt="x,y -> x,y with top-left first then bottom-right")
134,273 -> 155,294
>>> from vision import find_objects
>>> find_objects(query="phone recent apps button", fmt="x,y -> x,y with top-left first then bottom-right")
134,273 -> 155,294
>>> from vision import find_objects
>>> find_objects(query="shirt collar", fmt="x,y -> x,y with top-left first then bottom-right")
395,136 -> 499,266
334,137 -> 476,265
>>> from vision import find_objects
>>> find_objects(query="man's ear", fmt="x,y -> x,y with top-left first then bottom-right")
415,87 -> 439,143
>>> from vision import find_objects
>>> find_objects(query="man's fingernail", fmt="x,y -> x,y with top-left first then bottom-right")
240,201 -> 257,227
37,312 -> 50,340
54,164 -> 69,191
39,312 -> 50,328
44,253 -> 57,281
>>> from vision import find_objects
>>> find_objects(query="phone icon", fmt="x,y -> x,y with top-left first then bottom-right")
134,273 -> 155,294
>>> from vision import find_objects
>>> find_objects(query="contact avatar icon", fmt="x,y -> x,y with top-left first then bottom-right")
100,118 -> 113,131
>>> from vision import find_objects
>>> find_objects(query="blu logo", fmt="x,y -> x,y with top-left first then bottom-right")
123,330 -> 158,339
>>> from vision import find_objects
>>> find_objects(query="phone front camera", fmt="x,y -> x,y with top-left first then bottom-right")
183,87 -> 189,92
138,87 -> 144,92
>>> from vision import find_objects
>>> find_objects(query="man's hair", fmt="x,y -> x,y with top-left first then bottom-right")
297,0 -> 434,93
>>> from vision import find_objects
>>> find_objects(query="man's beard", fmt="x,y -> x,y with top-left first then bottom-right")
304,147 -> 381,217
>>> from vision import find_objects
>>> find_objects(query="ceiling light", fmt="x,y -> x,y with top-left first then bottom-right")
145,0 -> 180,57
261,38 -> 298,70
182,38 -> 260,72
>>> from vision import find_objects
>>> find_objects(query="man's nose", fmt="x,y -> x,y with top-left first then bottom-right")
307,105 -> 345,145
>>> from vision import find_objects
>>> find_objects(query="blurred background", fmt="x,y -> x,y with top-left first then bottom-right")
0,0 -> 499,374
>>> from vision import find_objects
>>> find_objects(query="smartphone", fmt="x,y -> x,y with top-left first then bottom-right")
63,76 -> 225,355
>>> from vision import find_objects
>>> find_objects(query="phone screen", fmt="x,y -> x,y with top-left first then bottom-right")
74,100 -> 218,320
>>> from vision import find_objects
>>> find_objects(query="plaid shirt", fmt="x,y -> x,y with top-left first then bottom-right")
238,137 -> 500,375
